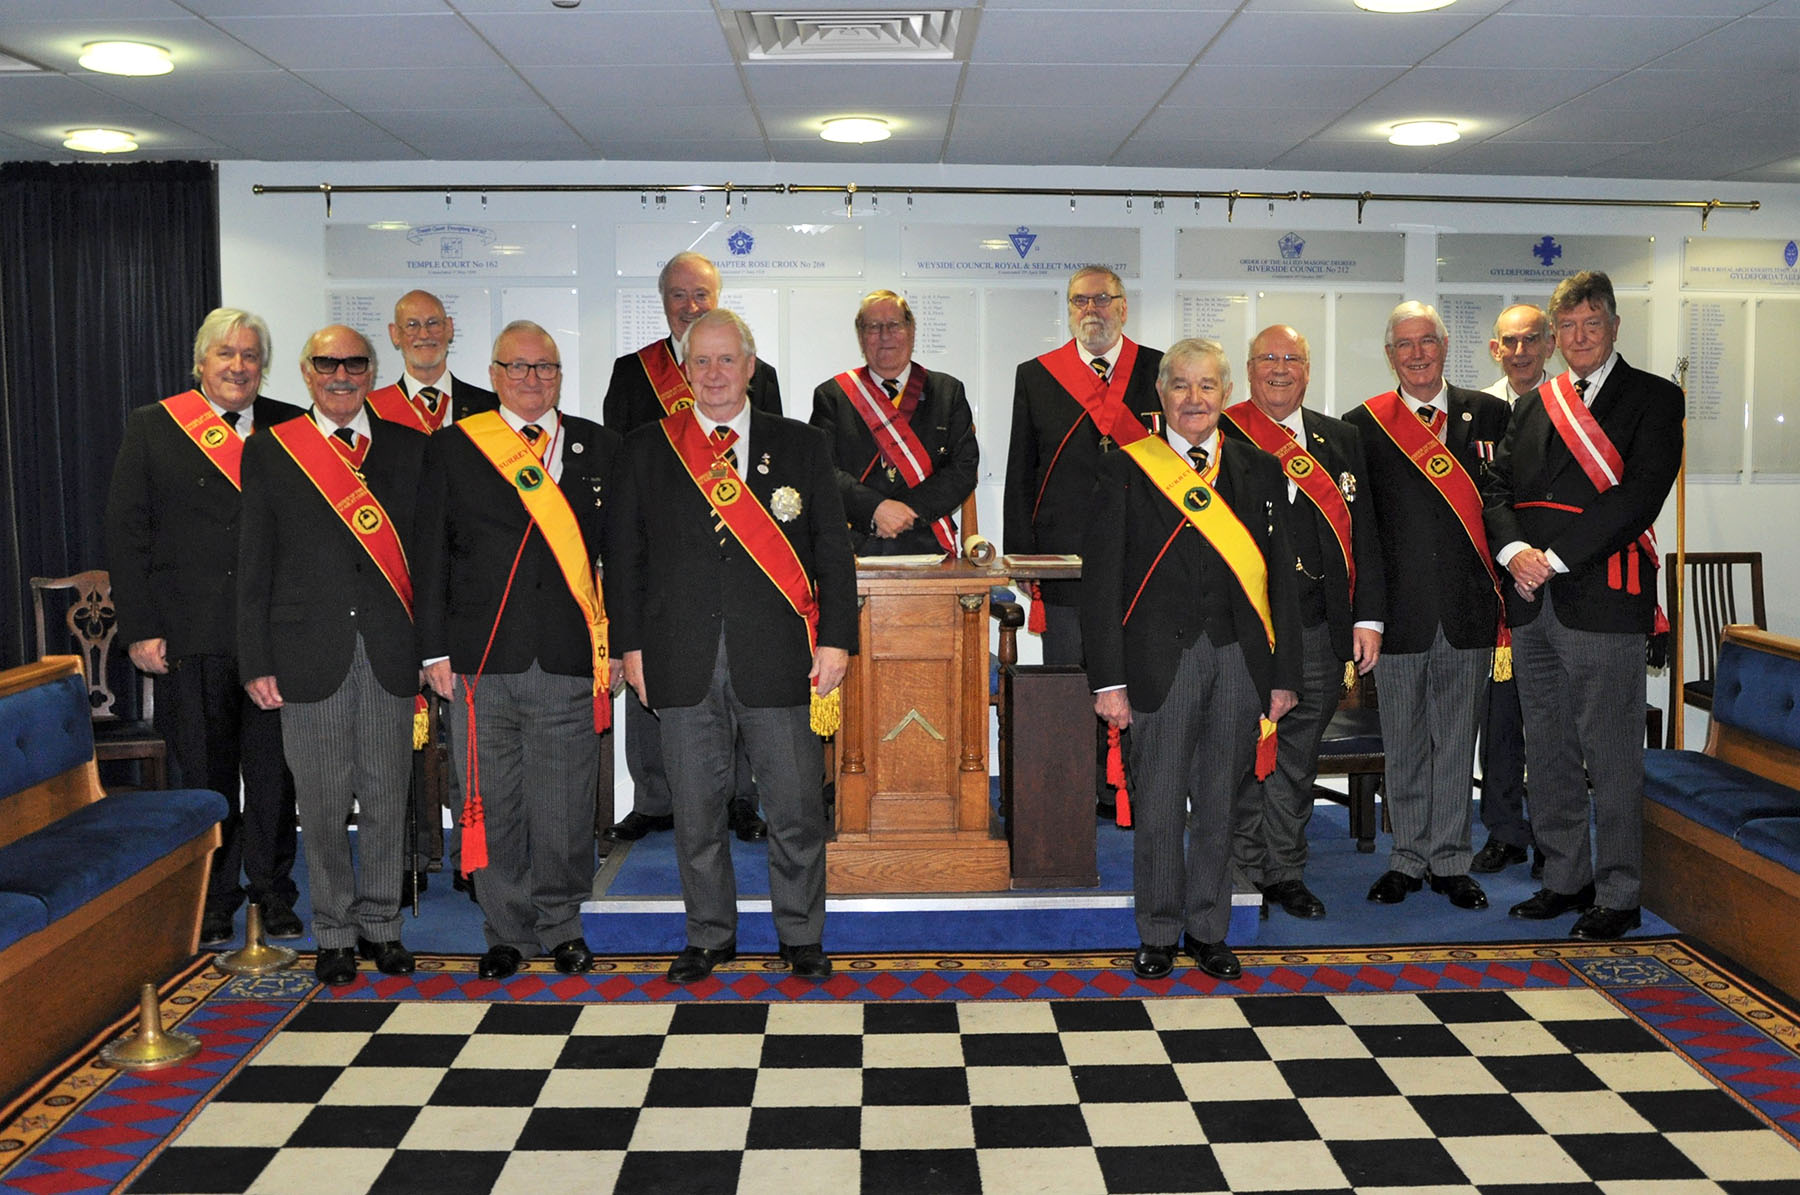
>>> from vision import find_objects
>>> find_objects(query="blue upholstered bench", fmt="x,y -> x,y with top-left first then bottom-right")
1643,625 -> 1800,997
0,656 -> 227,1105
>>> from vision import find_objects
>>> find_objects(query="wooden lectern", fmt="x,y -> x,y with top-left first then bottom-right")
828,559 -> 1011,892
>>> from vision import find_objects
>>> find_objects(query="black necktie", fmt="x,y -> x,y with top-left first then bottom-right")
713,425 -> 738,472
1090,358 -> 1108,379
1575,377 -> 1590,399
1188,445 -> 1208,472
1417,405 -> 1435,423
333,427 -> 356,448
417,385 -> 441,414
881,377 -> 900,403
222,410 -> 241,431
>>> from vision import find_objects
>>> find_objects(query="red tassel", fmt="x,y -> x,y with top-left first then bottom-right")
1106,724 -> 1125,787
461,687 -> 488,872
1255,717 -> 1278,781
594,690 -> 612,734
1027,581 -> 1047,634
1115,783 -> 1131,828
1653,605 -> 1669,636
1608,550 -> 1622,591
1626,545 -> 1641,595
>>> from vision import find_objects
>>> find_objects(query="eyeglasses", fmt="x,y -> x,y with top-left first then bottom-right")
495,360 -> 562,380
1251,353 -> 1306,366
857,320 -> 909,338
400,318 -> 446,334
309,356 -> 370,375
1498,333 -> 1544,350
1068,293 -> 1122,311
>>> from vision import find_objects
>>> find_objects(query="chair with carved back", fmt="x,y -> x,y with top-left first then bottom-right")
1671,552 -> 1767,737
30,570 -> 169,790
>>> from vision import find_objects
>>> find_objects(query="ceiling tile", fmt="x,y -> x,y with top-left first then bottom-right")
1424,13 -> 1731,69
561,105 -> 766,144
1432,139 -> 1651,177
959,62 -> 1183,108
462,11 -> 730,68
1198,10 -> 1480,68
298,68 -> 543,111
597,137 -> 768,161
969,8 -> 1231,64
1111,138 -> 1302,171
359,108 -> 594,159
81,69 -> 341,116
524,65 -> 747,110
176,109 -> 423,159
212,13 -> 501,71
742,63 -> 963,109
1137,106 -> 1338,144
1161,64 -> 1405,111
1649,15 -> 1800,71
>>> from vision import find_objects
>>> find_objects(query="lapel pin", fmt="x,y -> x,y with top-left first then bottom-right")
571,441 -> 584,453
1461,411 -> 1472,422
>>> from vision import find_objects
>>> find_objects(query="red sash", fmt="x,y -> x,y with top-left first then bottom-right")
834,366 -> 956,554
638,340 -> 697,416
1031,339 -> 1149,522
1538,371 -> 1663,604
268,418 -> 412,616
1224,402 -> 1356,600
1361,391 -> 1509,653
162,390 -> 245,489
662,408 -> 820,650
367,382 -> 447,434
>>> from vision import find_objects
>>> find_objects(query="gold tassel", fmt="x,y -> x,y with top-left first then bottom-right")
1343,660 -> 1356,694
810,687 -> 842,737
411,700 -> 430,751
1492,644 -> 1512,683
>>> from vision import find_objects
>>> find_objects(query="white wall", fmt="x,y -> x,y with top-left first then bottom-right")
219,158 -> 1800,756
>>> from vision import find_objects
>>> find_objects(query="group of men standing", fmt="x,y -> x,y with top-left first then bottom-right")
103,250 -> 1677,988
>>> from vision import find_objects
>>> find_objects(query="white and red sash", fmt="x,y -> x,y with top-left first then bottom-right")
1532,371 -> 1665,617
268,417 -> 412,616
1031,338 -> 1150,522
834,366 -> 956,554
637,340 -> 697,416
162,390 -> 245,488
1224,402 -> 1356,600
367,382 -> 448,434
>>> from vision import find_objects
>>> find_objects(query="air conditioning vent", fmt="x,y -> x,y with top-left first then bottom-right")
724,9 -> 971,62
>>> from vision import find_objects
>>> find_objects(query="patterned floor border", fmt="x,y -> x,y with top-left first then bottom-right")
2,937 -> 1796,1191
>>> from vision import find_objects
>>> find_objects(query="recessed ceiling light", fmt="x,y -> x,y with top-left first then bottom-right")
820,117 -> 891,144
1389,120 -> 1460,147
63,128 -> 139,153
1355,0 -> 1456,12
77,41 -> 173,76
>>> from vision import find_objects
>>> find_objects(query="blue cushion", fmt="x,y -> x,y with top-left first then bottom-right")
0,789 -> 228,921
1713,639 -> 1800,753
1319,709 -> 1382,757
1643,749 -> 1800,837
0,674 -> 96,800
1737,817 -> 1800,874
990,653 -> 1000,697
0,891 -> 50,953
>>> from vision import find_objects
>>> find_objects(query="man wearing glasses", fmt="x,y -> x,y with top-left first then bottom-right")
104,307 -> 305,950
1004,265 -> 1163,821
1222,325 -> 1384,921
415,321 -> 622,980
602,250 -> 778,846
237,327 -> 429,984
1471,304 -> 1555,880
369,289 -> 498,435
810,289 -> 979,557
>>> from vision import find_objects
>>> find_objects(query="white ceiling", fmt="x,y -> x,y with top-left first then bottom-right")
1,0 -> 1796,182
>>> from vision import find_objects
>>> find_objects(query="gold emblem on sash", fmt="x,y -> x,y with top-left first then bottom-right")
1183,485 -> 1212,512
201,426 -> 229,448
1426,453 -> 1454,478
353,505 -> 384,535
514,465 -> 546,491
1287,456 -> 1314,480
673,397 -> 693,411
711,477 -> 742,506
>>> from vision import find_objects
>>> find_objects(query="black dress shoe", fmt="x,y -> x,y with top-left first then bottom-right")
1261,879 -> 1327,919
779,942 -> 832,979
1508,884 -> 1596,920
1428,872 -> 1489,910
1183,936 -> 1242,980
200,910 -> 235,947
1571,905 -> 1641,940
552,937 -> 594,974
1366,870 -> 1423,904
315,946 -> 357,986
260,899 -> 304,940
1132,943 -> 1176,980
604,810 -> 675,842
478,944 -> 523,980
667,942 -> 737,984
728,798 -> 768,843
357,937 -> 415,975
453,871 -> 478,904
1470,839 -> 1528,874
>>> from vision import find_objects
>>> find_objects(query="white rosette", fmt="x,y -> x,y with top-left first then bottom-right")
770,485 -> 803,522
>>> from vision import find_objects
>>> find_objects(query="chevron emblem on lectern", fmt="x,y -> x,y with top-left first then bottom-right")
882,709 -> 945,742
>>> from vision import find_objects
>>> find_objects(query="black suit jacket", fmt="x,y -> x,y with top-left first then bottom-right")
1483,357 -> 1683,634
236,412 -> 428,702
602,338 -> 782,432
104,392 -> 306,657
1345,385 -> 1511,654
1080,438 -> 1303,713
809,366 -> 979,557
413,412 -> 621,678
613,409 -> 858,710
1223,406 -> 1385,663
433,373 -> 500,422
1003,341 -> 1163,605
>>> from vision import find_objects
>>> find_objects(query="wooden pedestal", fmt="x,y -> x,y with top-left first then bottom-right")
828,561 -> 1011,893
1003,664 -> 1099,889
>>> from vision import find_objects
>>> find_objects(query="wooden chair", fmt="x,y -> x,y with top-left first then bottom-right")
1313,668 -> 1386,853
29,570 -> 169,790
1671,552 -> 1767,732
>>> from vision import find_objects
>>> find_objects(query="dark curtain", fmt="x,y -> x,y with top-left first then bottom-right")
0,161 -> 220,693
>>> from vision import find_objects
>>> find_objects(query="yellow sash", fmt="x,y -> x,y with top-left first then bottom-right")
162,389 -> 245,489
1120,436 -> 1274,649
458,411 -> 610,720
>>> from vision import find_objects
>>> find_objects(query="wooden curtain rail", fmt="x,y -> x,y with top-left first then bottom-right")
251,181 -> 1759,229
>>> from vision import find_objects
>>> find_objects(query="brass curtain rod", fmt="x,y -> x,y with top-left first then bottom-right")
252,181 -> 1759,229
